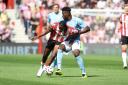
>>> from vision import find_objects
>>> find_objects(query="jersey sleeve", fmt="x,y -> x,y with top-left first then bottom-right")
50,23 -> 59,30
68,26 -> 78,34
77,18 -> 87,29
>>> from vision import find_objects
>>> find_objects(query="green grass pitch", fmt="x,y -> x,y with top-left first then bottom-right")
0,54 -> 128,85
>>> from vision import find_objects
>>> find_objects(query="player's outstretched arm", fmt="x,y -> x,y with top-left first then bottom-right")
67,26 -> 90,37
78,26 -> 90,34
31,27 -> 52,41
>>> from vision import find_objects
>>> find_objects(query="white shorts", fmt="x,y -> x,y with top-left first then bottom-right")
61,40 -> 80,52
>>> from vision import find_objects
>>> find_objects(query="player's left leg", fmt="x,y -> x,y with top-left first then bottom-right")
121,36 -> 128,69
36,39 -> 56,77
72,40 -> 87,78
55,44 -> 66,76
44,45 -> 60,75
45,46 -> 59,66
36,47 -> 53,77
56,41 -> 72,75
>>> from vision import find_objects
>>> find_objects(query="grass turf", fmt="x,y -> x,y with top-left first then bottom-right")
0,54 -> 128,85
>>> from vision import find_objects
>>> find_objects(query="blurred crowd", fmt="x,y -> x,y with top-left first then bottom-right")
0,0 -> 14,42
17,0 -> 127,9
80,15 -> 119,44
1,0 -> 128,43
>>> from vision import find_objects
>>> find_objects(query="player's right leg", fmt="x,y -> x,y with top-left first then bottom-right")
56,41 -> 71,76
36,39 -> 55,77
121,45 -> 128,69
121,36 -> 128,69
44,45 -> 60,75
36,48 -> 52,77
72,40 -> 87,78
55,44 -> 65,75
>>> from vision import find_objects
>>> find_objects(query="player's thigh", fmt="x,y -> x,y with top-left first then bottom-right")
45,45 -> 60,65
72,40 -> 80,57
121,36 -> 128,50
43,47 -> 53,56
72,40 -> 80,51
59,44 -> 66,50
122,45 -> 128,51
46,39 -> 56,50
52,45 -> 60,57
72,49 -> 80,57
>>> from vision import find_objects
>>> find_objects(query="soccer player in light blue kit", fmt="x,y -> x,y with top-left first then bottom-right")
47,4 -> 62,68
47,4 -> 62,26
55,7 -> 90,78
36,4 -> 62,77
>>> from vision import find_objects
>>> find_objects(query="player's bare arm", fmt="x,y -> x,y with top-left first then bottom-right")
78,26 -> 90,34
31,27 -> 53,40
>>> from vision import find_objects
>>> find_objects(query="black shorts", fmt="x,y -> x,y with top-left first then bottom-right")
45,39 -> 61,50
121,36 -> 128,45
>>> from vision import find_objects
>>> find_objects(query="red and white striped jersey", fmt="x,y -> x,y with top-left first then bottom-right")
119,14 -> 128,36
49,23 -> 67,43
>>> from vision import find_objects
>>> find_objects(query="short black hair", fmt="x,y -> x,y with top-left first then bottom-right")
62,7 -> 71,11
59,20 -> 68,32
59,20 -> 67,27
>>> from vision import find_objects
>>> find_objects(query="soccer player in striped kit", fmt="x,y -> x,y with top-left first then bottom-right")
35,4 -> 63,77
32,20 -> 67,77
117,4 -> 128,69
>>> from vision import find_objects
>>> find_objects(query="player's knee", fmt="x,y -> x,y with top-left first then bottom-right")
122,48 -> 127,52
73,49 -> 80,57
122,45 -> 127,52
59,44 -> 65,51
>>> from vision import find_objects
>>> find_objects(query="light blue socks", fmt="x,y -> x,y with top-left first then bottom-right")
57,49 -> 63,70
75,56 -> 86,74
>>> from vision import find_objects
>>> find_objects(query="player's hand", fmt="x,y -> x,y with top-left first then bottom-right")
30,36 -> 38,41
73,30 -> 79,34
69,30 -> 79,35
68,27 -> 79,35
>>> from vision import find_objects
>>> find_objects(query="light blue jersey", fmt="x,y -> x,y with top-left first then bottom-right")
47,11 -> 62,24
66,16 -> 87,40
